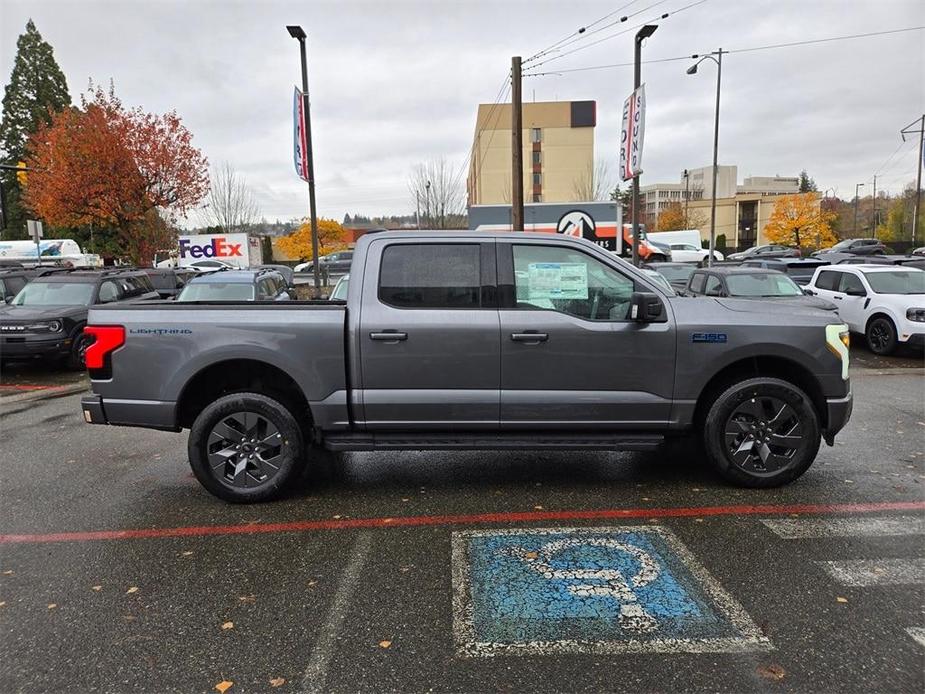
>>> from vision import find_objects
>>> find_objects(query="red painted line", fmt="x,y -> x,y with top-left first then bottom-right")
1,501 -> 923,546
0,384 -> 53,392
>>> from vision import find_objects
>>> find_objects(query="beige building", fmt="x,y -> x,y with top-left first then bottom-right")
467,100 -> 596,206
641,166 -> 803,248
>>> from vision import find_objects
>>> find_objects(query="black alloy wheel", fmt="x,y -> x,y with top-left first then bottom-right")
866,316 -> 897,355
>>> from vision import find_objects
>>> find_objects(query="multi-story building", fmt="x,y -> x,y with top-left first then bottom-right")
640,166 -> 802,249
467,100 -> 596,206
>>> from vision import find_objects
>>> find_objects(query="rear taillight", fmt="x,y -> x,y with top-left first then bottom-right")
83,325 -> 125,370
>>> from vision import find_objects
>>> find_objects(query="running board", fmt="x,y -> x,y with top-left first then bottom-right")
323,432 -> 664,452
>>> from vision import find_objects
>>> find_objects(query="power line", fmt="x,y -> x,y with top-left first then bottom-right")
449,72 -> 511,198
526,26 -> 924,77
527,0 -> 708,71
524,0 -> 643,64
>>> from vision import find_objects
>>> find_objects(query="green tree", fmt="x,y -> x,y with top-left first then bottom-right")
798,169 -> 817,193
0,19 -> 71,238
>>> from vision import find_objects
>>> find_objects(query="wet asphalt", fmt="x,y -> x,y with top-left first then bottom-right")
0,368 -> 923,693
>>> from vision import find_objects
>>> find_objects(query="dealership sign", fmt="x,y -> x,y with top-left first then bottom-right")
177,234 -> 249,268
620,85 -> 646,181
293,86 -> 310,182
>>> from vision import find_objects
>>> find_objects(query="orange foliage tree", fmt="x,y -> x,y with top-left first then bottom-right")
654,201 -> 706,232
276,218 -> 348,260
763,193 -> 837,251
22,84 -> 208,264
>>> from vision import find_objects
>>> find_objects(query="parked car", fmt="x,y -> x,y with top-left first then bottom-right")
642,262 -> 697,292
805,265 -> 925,355
142,268 -> 198,300
740,258 -> 831,286
180,259 -> 237,273
255,264 -> 296,289
644,239 -> 673,262
294,250 -> 353,277
813,238 -> 887,257
726,244 -> 800,261
895,257 -> 925,271
667,242 -> 723,264
0,268 -> 159,368
685,266 -> 836,310
329,274 -> 350,301
176,268 -> 292,302
0,267 -> 38,303
912,247 -> 925,257
81,231 -> 852,502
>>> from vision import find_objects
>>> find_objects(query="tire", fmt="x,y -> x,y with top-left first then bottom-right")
67,328 -> 92,370
702,377 -> 821,488
188,392 -> 305,503
866,316 -> 897,356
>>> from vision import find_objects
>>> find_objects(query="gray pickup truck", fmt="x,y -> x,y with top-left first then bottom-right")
81,231 -> 852,503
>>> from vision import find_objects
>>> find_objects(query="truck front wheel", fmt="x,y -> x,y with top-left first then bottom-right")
188,392 -> 305,503
702,377 -> 820,488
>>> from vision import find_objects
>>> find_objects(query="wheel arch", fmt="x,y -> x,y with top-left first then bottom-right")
693,355 -> 827,431
176,359 -> 313,432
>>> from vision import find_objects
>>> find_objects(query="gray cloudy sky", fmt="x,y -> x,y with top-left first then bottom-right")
1,0 -> 923,224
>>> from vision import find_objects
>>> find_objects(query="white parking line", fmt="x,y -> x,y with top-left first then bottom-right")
906,627 -> 925,648
301,531 -> 373,694
760,516 -> 925,539
815,558 -> 925,587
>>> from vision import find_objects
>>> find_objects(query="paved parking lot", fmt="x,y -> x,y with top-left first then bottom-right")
0,368 -> 922,693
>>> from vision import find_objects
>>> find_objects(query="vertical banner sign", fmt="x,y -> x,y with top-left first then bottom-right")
293,86 -> 310,182
619,85 -> 646,181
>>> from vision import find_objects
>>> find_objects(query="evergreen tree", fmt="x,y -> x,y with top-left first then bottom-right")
798,169 -> 818,193
0,19 -> 71,238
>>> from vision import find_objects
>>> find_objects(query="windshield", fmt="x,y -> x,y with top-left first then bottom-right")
653,265 -> 695,282
641,270 -> 675,295
12,281 -> 95,306
726,273 -> 803,297
177,282 -> 255,301
865,270 -> 925,295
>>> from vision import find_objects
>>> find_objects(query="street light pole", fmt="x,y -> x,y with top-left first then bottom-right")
687,49 -> 725,267
631,25 -> 658,266
854,182 -> 865,234
683,168 -> 690,227
287,25 -> 322,296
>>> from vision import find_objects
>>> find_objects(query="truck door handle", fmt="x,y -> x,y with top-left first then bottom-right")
511,332 -> 548,343
369,331 -> 408,341
833,296 -> 842,300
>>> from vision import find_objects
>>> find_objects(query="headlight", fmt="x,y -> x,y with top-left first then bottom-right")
825,324 -> 850,380
26,320 -> 62,333
907,308 -> 925,323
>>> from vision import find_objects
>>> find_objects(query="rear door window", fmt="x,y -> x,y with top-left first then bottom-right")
814,270 -> 840,291
689,273 -> 706,293
838,273 -> 865,294
704,275 -> 724,296
379,244 -> 481,309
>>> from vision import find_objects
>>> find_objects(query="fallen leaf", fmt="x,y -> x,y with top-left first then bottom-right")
524,551 -> 539,560
378,640 -> 392,649
126,586 -> 139,594
307,580 -> 317,587
215,681 -> 233,693
533,505 -> 544,510
401,498 -> 409,502
641,497 -> 651,501
47,603 -> 57,609
756,664 -> 786,681
269,677 -> 286,687
123,615 -> 136,621
2,570 -> 12,575
333,515 -> 342,520
844,479 -> 855,484
221,621 -> 234,630
91,585 -> 102,592
238,595 -> 256,603
836,596 -> 848,603
0,601 -> 6,607
382,518 -> 393,524
694,518 -> 704,523
181,551 -> 194,557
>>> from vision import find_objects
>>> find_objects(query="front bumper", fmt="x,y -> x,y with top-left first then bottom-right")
0,334 -> 71,358
823,387 -> 853,445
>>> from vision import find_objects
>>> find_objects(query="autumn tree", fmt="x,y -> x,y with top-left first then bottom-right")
22,84 -> 208,264
0,19 -> 71,238
654,202 -> 707,231
763,193 -> 837,251
276,218 -> 348,260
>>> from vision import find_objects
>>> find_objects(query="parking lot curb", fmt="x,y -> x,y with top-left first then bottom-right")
851,367 -> 923,376
0,381 -> 89,407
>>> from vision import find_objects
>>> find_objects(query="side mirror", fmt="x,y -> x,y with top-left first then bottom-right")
803,288 -> 814,296
846,288 -> 866,297
4,296 -> 12,304
630,291 -> 664,322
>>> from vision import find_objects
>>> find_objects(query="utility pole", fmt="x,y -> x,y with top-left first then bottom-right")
854,182 -> 865,234
683,168 -> 690,227
511,56 -> 524,231
901,114 -> 925,245
287,25 -> 322,296
631,25 -> 658,265
415,190 -> 421,229
872,174 -> 877,228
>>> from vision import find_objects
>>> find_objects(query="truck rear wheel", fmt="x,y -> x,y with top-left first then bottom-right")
702,377 -> 820,488
188,392 -> 304,503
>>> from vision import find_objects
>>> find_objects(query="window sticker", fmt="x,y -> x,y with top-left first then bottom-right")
527,262 -> 588,300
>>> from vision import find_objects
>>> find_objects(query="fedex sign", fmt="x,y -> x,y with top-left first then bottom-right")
177,233 -> 249,268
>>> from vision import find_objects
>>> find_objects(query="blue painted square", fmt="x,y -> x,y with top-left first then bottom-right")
453,526 -> 769,654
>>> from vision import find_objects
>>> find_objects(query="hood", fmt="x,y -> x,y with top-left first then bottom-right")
0,305 -> 88,322
715,297 -> 837,315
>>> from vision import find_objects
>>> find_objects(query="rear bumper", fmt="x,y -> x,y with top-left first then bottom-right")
81,394 -> 178,431
823,387 -> 853,444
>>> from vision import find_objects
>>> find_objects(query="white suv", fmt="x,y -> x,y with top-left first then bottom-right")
805,265 -> 925,355
668,243 -> 723,264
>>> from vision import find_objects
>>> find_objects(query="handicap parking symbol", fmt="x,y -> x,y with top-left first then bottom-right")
452,526 -> 771,656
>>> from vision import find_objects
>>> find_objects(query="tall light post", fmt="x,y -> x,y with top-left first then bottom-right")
687,48 -> 726,267
682,168 -> 690,227
424,180 -> 431,228
631,24 -> 658,266
854,182 -> 865,234
287,25 -> 321,295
